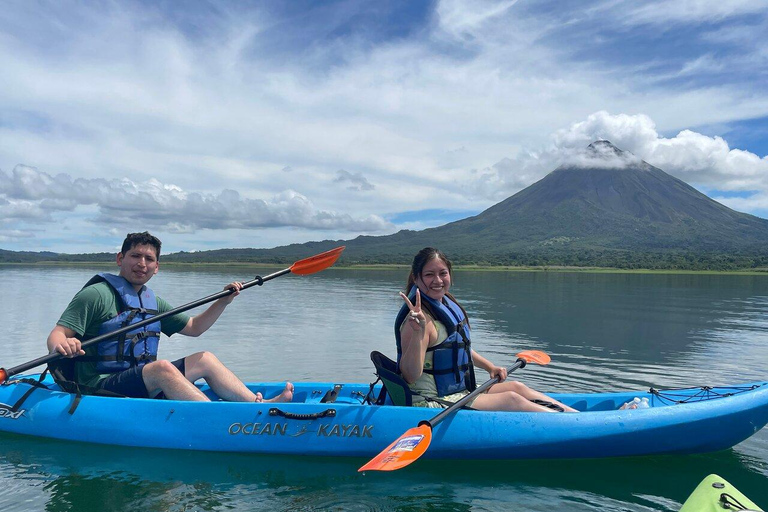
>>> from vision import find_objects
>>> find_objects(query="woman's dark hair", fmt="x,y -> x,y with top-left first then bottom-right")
121,232 -> 162,259
405,247 -> 452,292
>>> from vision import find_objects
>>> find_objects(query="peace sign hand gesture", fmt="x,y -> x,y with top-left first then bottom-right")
400,289 -> 427,333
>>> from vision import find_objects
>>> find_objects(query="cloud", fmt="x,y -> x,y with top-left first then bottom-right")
624,0 -> 768,26
0,196 -> 50,221
0,165 -> 392,233
552,111 -> 768,190
459,111 -> 768,201
334,170 -> 375,191
0,228 -> 36,243
552,112 -> 660,152
712,194 -> 768,215
462,157 -> 542,201
436,0 -> 520,42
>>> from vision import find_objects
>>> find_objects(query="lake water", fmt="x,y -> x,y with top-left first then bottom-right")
1,265 -> 767,511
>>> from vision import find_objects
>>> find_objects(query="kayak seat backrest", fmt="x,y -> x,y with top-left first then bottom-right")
570,400 -> 587,411
370,351 -> 414,407
47,359 -> 122,399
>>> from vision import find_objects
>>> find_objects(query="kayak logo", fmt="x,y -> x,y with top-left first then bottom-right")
228,421 -> 374,438
0,403 -> 24,420
389,434 -> 424,453
229,422 -> 288,436
316,424 -> 373,438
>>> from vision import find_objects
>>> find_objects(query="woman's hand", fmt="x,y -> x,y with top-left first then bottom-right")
489,365 -> 508,382
400,289 -> 427,333
398,289 -> 430,384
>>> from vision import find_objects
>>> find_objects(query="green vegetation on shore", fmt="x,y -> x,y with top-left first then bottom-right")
3,258 -> 766,275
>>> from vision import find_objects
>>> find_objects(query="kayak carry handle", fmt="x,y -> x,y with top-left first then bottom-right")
269,408 -> 336,420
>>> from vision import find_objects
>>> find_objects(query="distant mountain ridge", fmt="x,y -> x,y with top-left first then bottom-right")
4,141 -> 768,270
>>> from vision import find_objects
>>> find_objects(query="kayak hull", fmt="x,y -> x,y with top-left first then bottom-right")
2,376 -> 768,459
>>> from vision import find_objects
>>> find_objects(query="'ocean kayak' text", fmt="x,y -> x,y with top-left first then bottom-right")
228,422 -> 374,437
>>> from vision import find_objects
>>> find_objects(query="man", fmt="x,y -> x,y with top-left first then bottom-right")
46,231 -> 292,402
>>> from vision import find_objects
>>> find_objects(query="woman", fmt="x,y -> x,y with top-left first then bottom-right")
397,247 -> 577,412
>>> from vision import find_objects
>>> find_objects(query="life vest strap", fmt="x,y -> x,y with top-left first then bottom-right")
77,354 -> 158,363
425,340 -> 468,352
79,330 -> 161,365
423,364 -> 473,376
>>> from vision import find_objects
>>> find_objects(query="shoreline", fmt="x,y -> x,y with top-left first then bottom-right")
3,261 -> 767,275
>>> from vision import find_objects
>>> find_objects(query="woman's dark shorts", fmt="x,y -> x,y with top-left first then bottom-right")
96,358 -> 186,398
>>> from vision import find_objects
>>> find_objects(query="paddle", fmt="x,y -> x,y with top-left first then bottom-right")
358,349 -> 551,472
0,246 -> 345,385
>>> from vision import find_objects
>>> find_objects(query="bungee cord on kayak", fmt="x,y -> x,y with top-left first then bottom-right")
650,384 -> 761,405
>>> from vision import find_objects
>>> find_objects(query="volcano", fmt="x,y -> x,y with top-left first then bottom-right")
432,140 -> 768,254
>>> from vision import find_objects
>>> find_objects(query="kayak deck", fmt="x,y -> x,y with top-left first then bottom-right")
6,374 -> 762,410
680,474 -> 764,512
212,381 -> 764,411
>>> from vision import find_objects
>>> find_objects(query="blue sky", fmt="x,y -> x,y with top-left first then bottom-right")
1,0 -> 767,253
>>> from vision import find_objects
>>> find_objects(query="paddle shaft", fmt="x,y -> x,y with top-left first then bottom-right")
0,267 -> 290,382
422,358 -> 527,428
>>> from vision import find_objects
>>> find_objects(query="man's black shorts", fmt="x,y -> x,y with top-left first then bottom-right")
96,358 -> 186,398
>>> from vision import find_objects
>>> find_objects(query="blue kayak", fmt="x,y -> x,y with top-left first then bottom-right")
1,375 -> 767,459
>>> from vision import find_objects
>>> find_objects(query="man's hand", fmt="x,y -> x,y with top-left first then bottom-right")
219,281 -> 243,305
47,325 -> 85,357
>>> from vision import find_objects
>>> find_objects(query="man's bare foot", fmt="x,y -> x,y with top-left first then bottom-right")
264,382 -> 294,403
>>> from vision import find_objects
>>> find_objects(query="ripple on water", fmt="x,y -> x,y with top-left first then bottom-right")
0,462 -> 55,512
517,353 -> 688,393
278,494 -> 387,512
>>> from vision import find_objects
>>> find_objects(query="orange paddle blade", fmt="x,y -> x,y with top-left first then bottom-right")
290,246 -> 345,275
358,424 -> 432,472
516,350 -> 551,365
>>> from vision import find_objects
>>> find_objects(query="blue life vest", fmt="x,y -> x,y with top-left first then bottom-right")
395,286 -> 476,396
83,273 -> 161,373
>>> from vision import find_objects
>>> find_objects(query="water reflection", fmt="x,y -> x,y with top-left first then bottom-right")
1,432 -> 766,512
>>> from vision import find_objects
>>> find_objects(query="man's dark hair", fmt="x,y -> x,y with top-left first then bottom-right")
121,232 -> 162,259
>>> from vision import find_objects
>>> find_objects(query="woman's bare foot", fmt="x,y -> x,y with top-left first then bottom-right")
264,382 -> 294,403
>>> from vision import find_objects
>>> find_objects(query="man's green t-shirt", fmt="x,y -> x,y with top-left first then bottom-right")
57,281 -> 190,388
